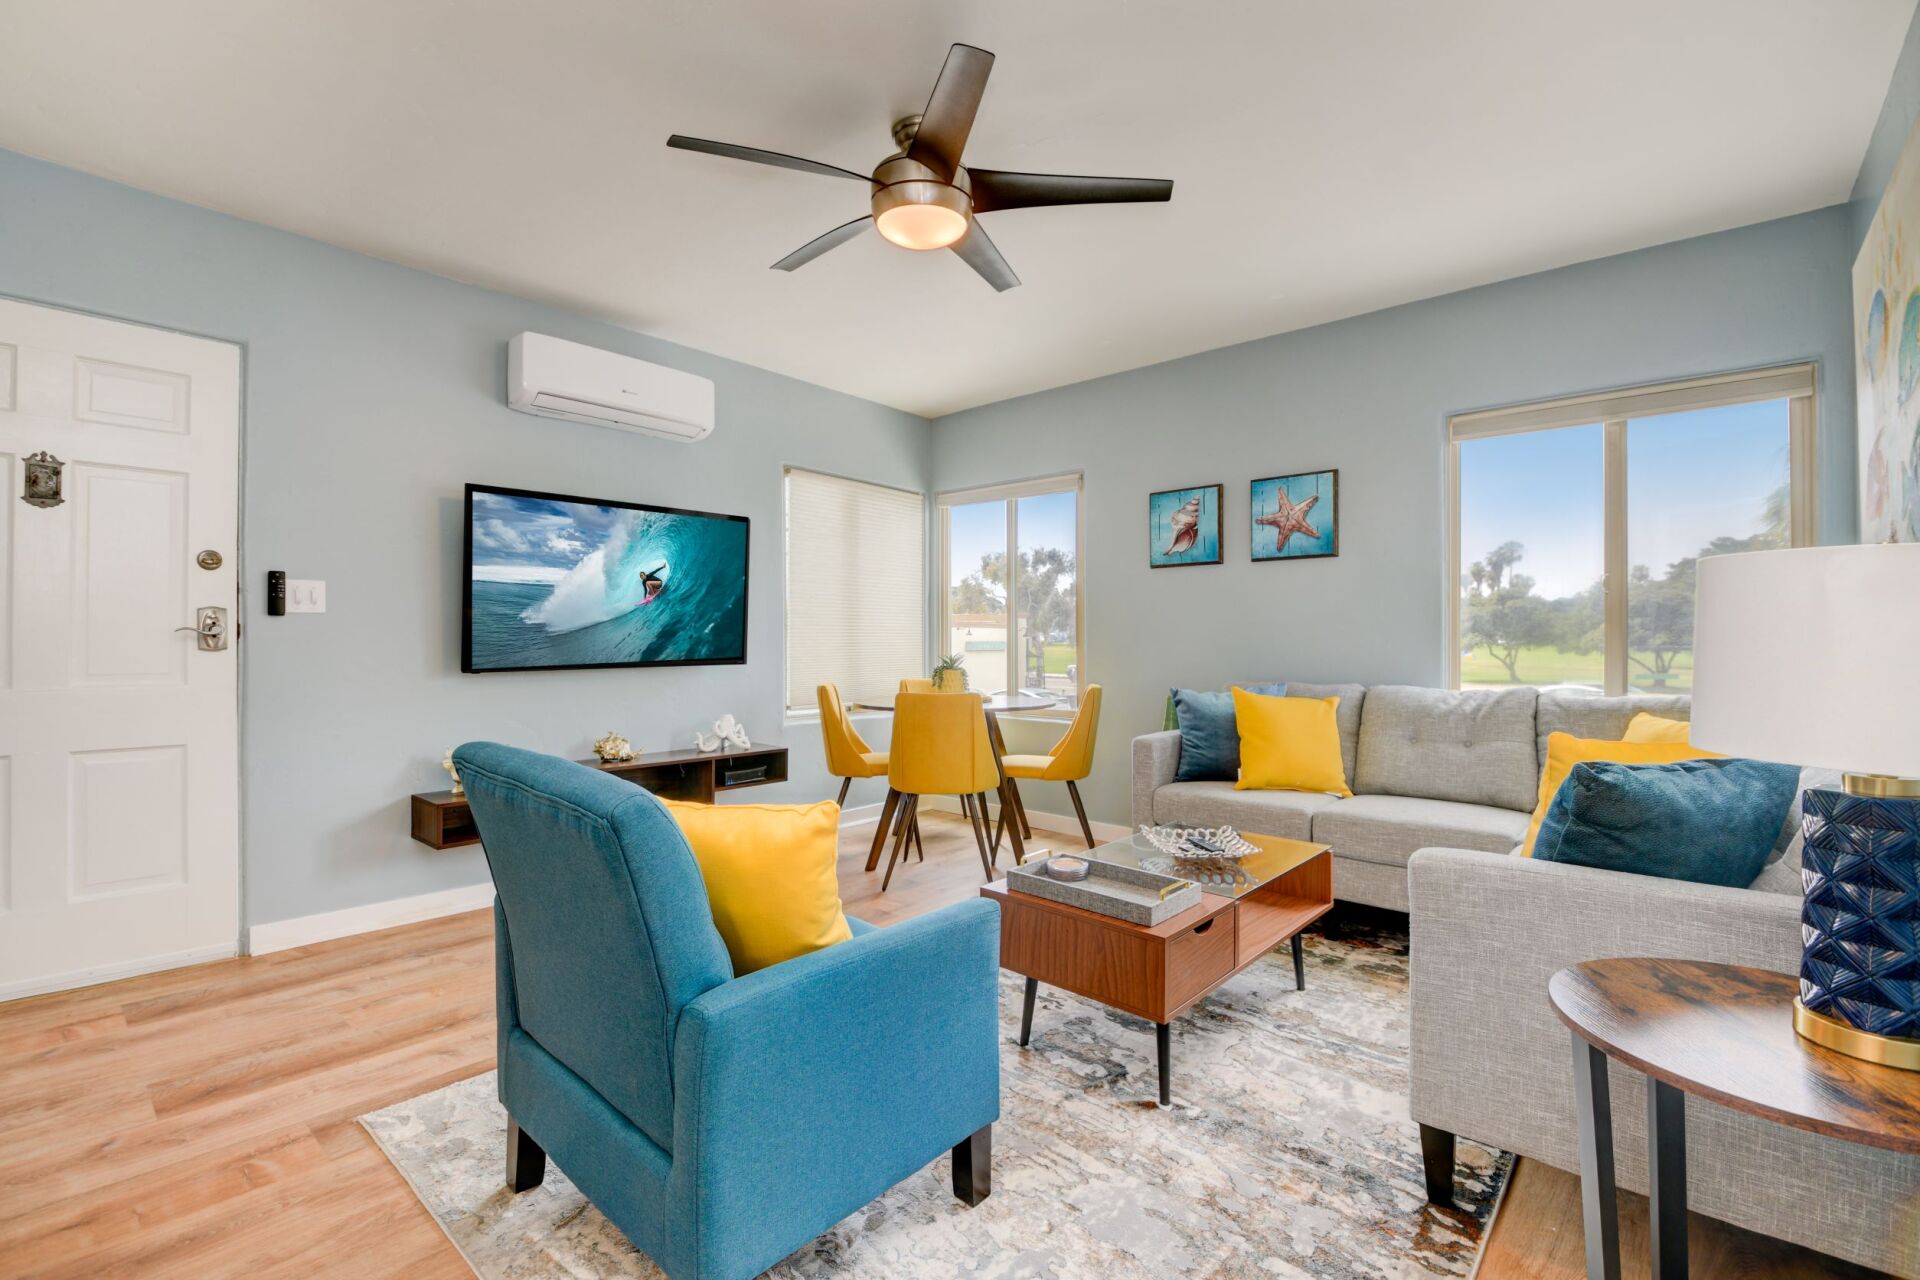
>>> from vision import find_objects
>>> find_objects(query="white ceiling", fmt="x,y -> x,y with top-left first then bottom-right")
0,1 -> 1912,417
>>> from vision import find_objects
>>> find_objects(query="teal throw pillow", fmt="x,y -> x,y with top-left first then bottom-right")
1532,757 -> 1801,888
1170,683 -> 1286,783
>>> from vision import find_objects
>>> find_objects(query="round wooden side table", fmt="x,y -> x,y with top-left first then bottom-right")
1549,958 -> 1920,1280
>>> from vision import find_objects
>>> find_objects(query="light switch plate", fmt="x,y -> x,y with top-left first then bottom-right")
286,579 -> 326,613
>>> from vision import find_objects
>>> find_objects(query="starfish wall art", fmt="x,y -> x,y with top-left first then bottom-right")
1251,470 -> 1339,561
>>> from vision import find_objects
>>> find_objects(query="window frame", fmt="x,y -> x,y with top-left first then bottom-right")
936,472 -> 1086,720
781,465 -> 929,719
1445,363 -> 1817,695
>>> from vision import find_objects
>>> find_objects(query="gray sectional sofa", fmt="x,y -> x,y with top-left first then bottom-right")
1132,682 -> 1920,1276
1131,682 -> 1689,912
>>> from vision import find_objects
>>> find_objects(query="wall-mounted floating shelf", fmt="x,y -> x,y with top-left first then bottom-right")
409,742 -> 790,849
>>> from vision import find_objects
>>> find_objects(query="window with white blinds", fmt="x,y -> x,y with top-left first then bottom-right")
784,467 -> 926,712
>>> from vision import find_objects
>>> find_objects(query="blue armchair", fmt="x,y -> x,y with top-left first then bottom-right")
452,742 -> 1001,1280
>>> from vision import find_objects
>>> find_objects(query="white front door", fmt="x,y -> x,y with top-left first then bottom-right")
0,297 -> 240,1000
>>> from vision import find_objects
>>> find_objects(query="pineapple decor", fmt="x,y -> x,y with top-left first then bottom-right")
932,654 -> 969,692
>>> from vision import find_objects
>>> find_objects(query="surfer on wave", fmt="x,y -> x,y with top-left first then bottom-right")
638,563 -> 667,605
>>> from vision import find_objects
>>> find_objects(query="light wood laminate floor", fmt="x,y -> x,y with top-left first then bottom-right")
0,813 -> 1878,1277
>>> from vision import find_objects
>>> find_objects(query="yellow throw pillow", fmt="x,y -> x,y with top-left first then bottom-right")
1522,732 -> 1713,856
1622,712 -> 1693,745
662,798 -> 852,975
1232,689 -> 1352,797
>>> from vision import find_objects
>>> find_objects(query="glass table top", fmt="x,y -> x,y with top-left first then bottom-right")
853,691 -> 1059,714
1076,830 -> 1329,899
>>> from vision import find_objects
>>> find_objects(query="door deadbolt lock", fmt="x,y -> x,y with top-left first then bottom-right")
174,606 -> 229,652
197,549 -> 224,571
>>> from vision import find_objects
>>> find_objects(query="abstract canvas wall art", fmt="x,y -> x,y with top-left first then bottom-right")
1855,116 -> 1920,543
1251,469 -> 1338,561
1148,484 -> 1222,567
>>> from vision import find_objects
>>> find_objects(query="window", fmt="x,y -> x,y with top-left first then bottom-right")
1448,365 -> 1814,695
784,467 -> 925,712
938,475 -> 1083,712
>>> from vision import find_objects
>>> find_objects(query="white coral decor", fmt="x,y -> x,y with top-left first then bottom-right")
694,714 -> 751,753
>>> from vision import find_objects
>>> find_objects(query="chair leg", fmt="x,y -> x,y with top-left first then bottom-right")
835,777 -> 851,808
882,796 -> 917,891
1065,780 -> 1096,849
1007,777 -> 1033,839
965,795 -> 995,880
960,794 -> 973,819
866,789 -> 900,872
951,1123 -> 992,1207
980,794 -> 998,866
912,812 -> 925,862
1419,1123 -> 1456,1207
991,801 -> 1005,856
507,1117 -> 546,1192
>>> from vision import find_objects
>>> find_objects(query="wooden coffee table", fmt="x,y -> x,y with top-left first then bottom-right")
1551,958 -> 1920,1280
981,831 -> 1332,1106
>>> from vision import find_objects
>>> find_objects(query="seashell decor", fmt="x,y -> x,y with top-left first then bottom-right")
592,731 -> 636,763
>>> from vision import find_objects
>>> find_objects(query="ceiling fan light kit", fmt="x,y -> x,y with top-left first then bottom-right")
667,43 -> 1172,290
871,151 -> 971,250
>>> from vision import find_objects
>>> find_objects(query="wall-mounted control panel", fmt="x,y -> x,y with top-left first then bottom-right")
267,572 -> 325,614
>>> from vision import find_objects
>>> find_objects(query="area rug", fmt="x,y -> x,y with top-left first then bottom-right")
363,912 -> 1510,1278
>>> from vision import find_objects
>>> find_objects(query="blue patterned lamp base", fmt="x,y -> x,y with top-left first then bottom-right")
1798,785 -> 1920,1067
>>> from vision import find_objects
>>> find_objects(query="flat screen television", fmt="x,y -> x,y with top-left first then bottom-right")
462,483 -> 749,673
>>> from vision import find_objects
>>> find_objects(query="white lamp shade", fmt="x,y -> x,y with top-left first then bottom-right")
1691,543 -> 1920,777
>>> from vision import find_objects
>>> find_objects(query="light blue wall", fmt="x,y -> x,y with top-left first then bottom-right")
932,208 -> 1858,829
1852,2 -> 1920,250
0,148 -> 929,930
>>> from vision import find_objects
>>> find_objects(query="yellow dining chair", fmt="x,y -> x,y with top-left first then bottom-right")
816,684 -> 888,808
999,685 -> 1104,848
862,677 -> 955,871
881,692 -> 1000,890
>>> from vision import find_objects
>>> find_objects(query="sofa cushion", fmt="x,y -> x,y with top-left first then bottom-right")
1248,680 -> 1366,789
1311,794 -> 1530,869
1535,689 -> 1692,769
1149,781 -> 1341,842
1169,682 -> 1287,781
1532,758 -> 1802,888
1524,732 -> 1717,856
1233,690 -> 1351,796
1354,685 -> 1539,812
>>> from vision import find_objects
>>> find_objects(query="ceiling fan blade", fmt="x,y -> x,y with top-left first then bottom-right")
906,44 -> 995,180
667,135 -> 872,183
950,219 -> 1020,292
771,216 -> 873,271
967,169 -> 1173,213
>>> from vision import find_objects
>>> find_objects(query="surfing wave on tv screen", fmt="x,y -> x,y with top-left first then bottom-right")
463,485 -> 748,672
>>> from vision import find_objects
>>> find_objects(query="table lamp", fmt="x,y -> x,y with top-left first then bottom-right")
1691,543 -> 1920,1069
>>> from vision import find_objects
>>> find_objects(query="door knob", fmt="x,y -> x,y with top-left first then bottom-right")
174,606 -> 228,652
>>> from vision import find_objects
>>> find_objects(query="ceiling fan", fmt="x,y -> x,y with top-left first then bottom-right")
666,43 -> 1172,292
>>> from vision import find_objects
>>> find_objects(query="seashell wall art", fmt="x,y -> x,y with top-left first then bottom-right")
1147,484 -> 1223,567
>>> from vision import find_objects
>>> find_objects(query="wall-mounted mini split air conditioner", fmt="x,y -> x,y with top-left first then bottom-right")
506,332 -> 715,443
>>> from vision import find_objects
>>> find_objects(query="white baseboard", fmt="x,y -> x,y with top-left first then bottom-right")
247,881 -> 496,955
0,941 -> 238,1004
838,801 -> 884,829
917,795 -> 1129,845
